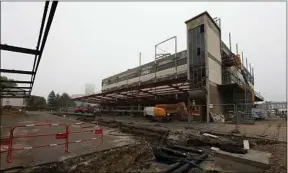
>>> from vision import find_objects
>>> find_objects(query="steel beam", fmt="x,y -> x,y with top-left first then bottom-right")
30,1 -> 58,95
1,90 -> 28,92
33,1 -> 58,77
1,86 -> 31,89
76,77 -> 186,100
140,89 -> 170,100
0,44 -> 40,55
169,84 -> 188,93
0,69 -> 35,75
1,95 -> 30,98
0,80 -> 32,84
31,1 -> 49,74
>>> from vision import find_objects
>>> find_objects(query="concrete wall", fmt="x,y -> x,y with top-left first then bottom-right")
208,59 -> 222,84
209,83 -> 224,115
206,17 -> 222,85
186,16 -> 205,30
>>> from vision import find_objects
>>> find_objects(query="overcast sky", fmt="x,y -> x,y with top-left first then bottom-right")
1,2 -> 286,101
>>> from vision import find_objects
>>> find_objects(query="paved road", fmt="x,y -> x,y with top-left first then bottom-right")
0,113 -> 134,171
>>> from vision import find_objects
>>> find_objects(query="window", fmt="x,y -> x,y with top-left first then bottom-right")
200,24 -> 204,33
197,48 -> 201,55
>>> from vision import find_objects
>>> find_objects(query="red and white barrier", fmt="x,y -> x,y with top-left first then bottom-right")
0,122 -> 103,163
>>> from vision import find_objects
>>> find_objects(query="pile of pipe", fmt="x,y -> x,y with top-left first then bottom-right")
153,144 -> 209,173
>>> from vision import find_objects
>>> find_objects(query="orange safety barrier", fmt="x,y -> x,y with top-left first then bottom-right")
0,122 -> 103,163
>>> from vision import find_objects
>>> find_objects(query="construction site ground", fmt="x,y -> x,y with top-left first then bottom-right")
93,114 -> 287,143
0,112 -> 287,173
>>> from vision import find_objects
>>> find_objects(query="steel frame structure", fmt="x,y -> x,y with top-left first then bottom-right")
0,1 -> 58,98
75,12 -> 264,107
74,77 -> 190,105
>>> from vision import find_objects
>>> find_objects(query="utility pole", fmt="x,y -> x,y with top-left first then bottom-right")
229,33 -> 232,51
138,52 -> 141,112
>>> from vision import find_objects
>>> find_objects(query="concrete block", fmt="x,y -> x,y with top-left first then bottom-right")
214,149 -> 271,169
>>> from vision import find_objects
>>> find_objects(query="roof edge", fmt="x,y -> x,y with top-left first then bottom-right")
185,11 -> 220,33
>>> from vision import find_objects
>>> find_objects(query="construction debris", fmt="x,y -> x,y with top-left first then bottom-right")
210,113 -> 225,123
243,140 -> 250,150
8,143 -> 155,173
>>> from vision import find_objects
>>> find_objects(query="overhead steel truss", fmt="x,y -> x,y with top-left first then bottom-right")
0,1 -> 58,98
73,77 -> 193,105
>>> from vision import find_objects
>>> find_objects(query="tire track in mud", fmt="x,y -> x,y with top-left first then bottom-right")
275,120 -> 286,141
259,122 -> 272,137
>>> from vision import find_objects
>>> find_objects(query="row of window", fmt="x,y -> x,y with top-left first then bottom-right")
102,58 -> 187,86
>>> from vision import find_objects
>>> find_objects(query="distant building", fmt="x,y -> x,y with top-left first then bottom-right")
1,97 -> 26,108
71,93 -> 99,108
85,84 -> 95,95
256,101 -> 287,117
257,101 -> 287,110
71,94 -> 86,99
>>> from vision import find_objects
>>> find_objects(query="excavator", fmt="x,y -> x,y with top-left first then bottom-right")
143,102 -> 200,122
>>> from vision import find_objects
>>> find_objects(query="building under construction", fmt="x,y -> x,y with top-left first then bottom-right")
75,11 -> 264,122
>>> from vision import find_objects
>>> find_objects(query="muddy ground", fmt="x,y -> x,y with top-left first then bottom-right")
95,119 -> 288,173
255,143 -> 287,173
4,116 -> 286,173
9,143 -> 157,173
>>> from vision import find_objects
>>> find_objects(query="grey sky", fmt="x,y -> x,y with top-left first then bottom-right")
1,2 -> 286,101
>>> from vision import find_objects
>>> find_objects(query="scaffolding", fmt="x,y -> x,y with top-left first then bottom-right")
221,33 -> 258,116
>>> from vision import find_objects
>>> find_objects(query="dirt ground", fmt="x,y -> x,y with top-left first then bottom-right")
9,142 -> 167,173
1,112 -> 287,173
90,114 -> 287,142
254,143 -> 287,173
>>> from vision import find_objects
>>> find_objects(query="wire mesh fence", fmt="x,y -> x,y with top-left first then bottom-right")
189,103 -> 258,124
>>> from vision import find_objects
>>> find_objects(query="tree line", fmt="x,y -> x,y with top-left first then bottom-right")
46,90 -> 75,111
1,76 -> 17,88
1,76 -> 75,110
27,91 -> 75,111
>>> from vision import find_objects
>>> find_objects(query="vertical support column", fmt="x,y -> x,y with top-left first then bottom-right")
130,105 -> 133,117
241,51 -> 244,68
204,23 -> 210,123
175,36 -> 178,79
229,33 -> 232,51
246,58 -> 248,69
138,53 -> 141,116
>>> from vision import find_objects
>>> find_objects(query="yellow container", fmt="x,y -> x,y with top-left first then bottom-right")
154,107 -> 166,117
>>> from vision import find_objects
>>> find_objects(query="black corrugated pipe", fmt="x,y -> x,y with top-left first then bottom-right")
167,144 -> 203,155
159,162 -> 184,173
172,152 -> 209,173
172,163 -> 191,173
160,147 -> 188,158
